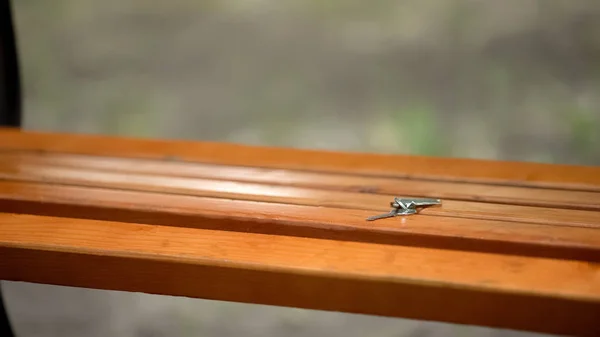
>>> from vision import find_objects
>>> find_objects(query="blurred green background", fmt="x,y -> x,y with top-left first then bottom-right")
13,0 -> 600,165
4,1 -> 599,337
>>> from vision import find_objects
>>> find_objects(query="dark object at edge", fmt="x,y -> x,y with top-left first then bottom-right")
0,0 -> 21,335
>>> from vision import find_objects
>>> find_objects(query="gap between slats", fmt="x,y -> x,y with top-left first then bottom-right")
0,213 -> 599,337
1,162 -> 599,229
1,180 -> 600,262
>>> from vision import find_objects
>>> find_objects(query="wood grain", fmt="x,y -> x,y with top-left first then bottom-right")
2,128 -> 600,335
2,180 -> 600,262
2,162 -> 600,229
3,151 -> 600,211
1,213 -> 599,336
2,128 -> 600,190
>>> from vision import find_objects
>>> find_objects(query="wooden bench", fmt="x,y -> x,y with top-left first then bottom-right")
0,127 -> 599,336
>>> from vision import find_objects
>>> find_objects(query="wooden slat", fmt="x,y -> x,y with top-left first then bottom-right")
2,163 -> 600,229
2,128 -> 600,190
1,213 -> 599,336
1,180 -> 600,262
2,128 -> 600,335
3,151 -> 600,211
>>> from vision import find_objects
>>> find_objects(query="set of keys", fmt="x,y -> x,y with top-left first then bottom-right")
366,197 -> 441,221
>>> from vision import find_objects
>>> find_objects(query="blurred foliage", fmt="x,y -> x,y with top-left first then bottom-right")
566,105 -> 600,163
13,0 -> 600,165
390,103 -> 448,156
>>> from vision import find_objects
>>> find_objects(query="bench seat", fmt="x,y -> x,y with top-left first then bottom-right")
1,127 -> 599,336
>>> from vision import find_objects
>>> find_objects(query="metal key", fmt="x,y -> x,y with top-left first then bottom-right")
367,197 -> 440,221
366,208 -> 417,221
391,198 -> 441,210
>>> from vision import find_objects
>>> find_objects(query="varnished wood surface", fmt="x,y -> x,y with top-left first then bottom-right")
2,127 -> 600,190
1,128 -> 600,336
2,151 -> 600,212
3,162 -> 600,229
1,180 -> 600,262
1,213 -> 599,336
0,161 -> 600,228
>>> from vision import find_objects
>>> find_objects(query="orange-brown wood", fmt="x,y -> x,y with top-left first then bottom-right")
1,128 -> 600,336
2,127 -> 600,190
2,180 -> 600,262
1,213 -> 599,336
2,150 -> 600,211
1,162 -> 600,229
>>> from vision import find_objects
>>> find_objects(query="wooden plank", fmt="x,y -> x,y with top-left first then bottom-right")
2,163 -> 600,229
3,151 -> 600,211
1,129 -> 600,335
2,128 -> 600,190
1,213 -> 599,336
1,180 -> 600,262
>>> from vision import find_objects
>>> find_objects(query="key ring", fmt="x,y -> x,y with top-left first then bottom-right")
367,197 -> 441,221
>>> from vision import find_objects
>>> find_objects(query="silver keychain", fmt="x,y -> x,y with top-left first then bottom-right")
367,197 -> 440,221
